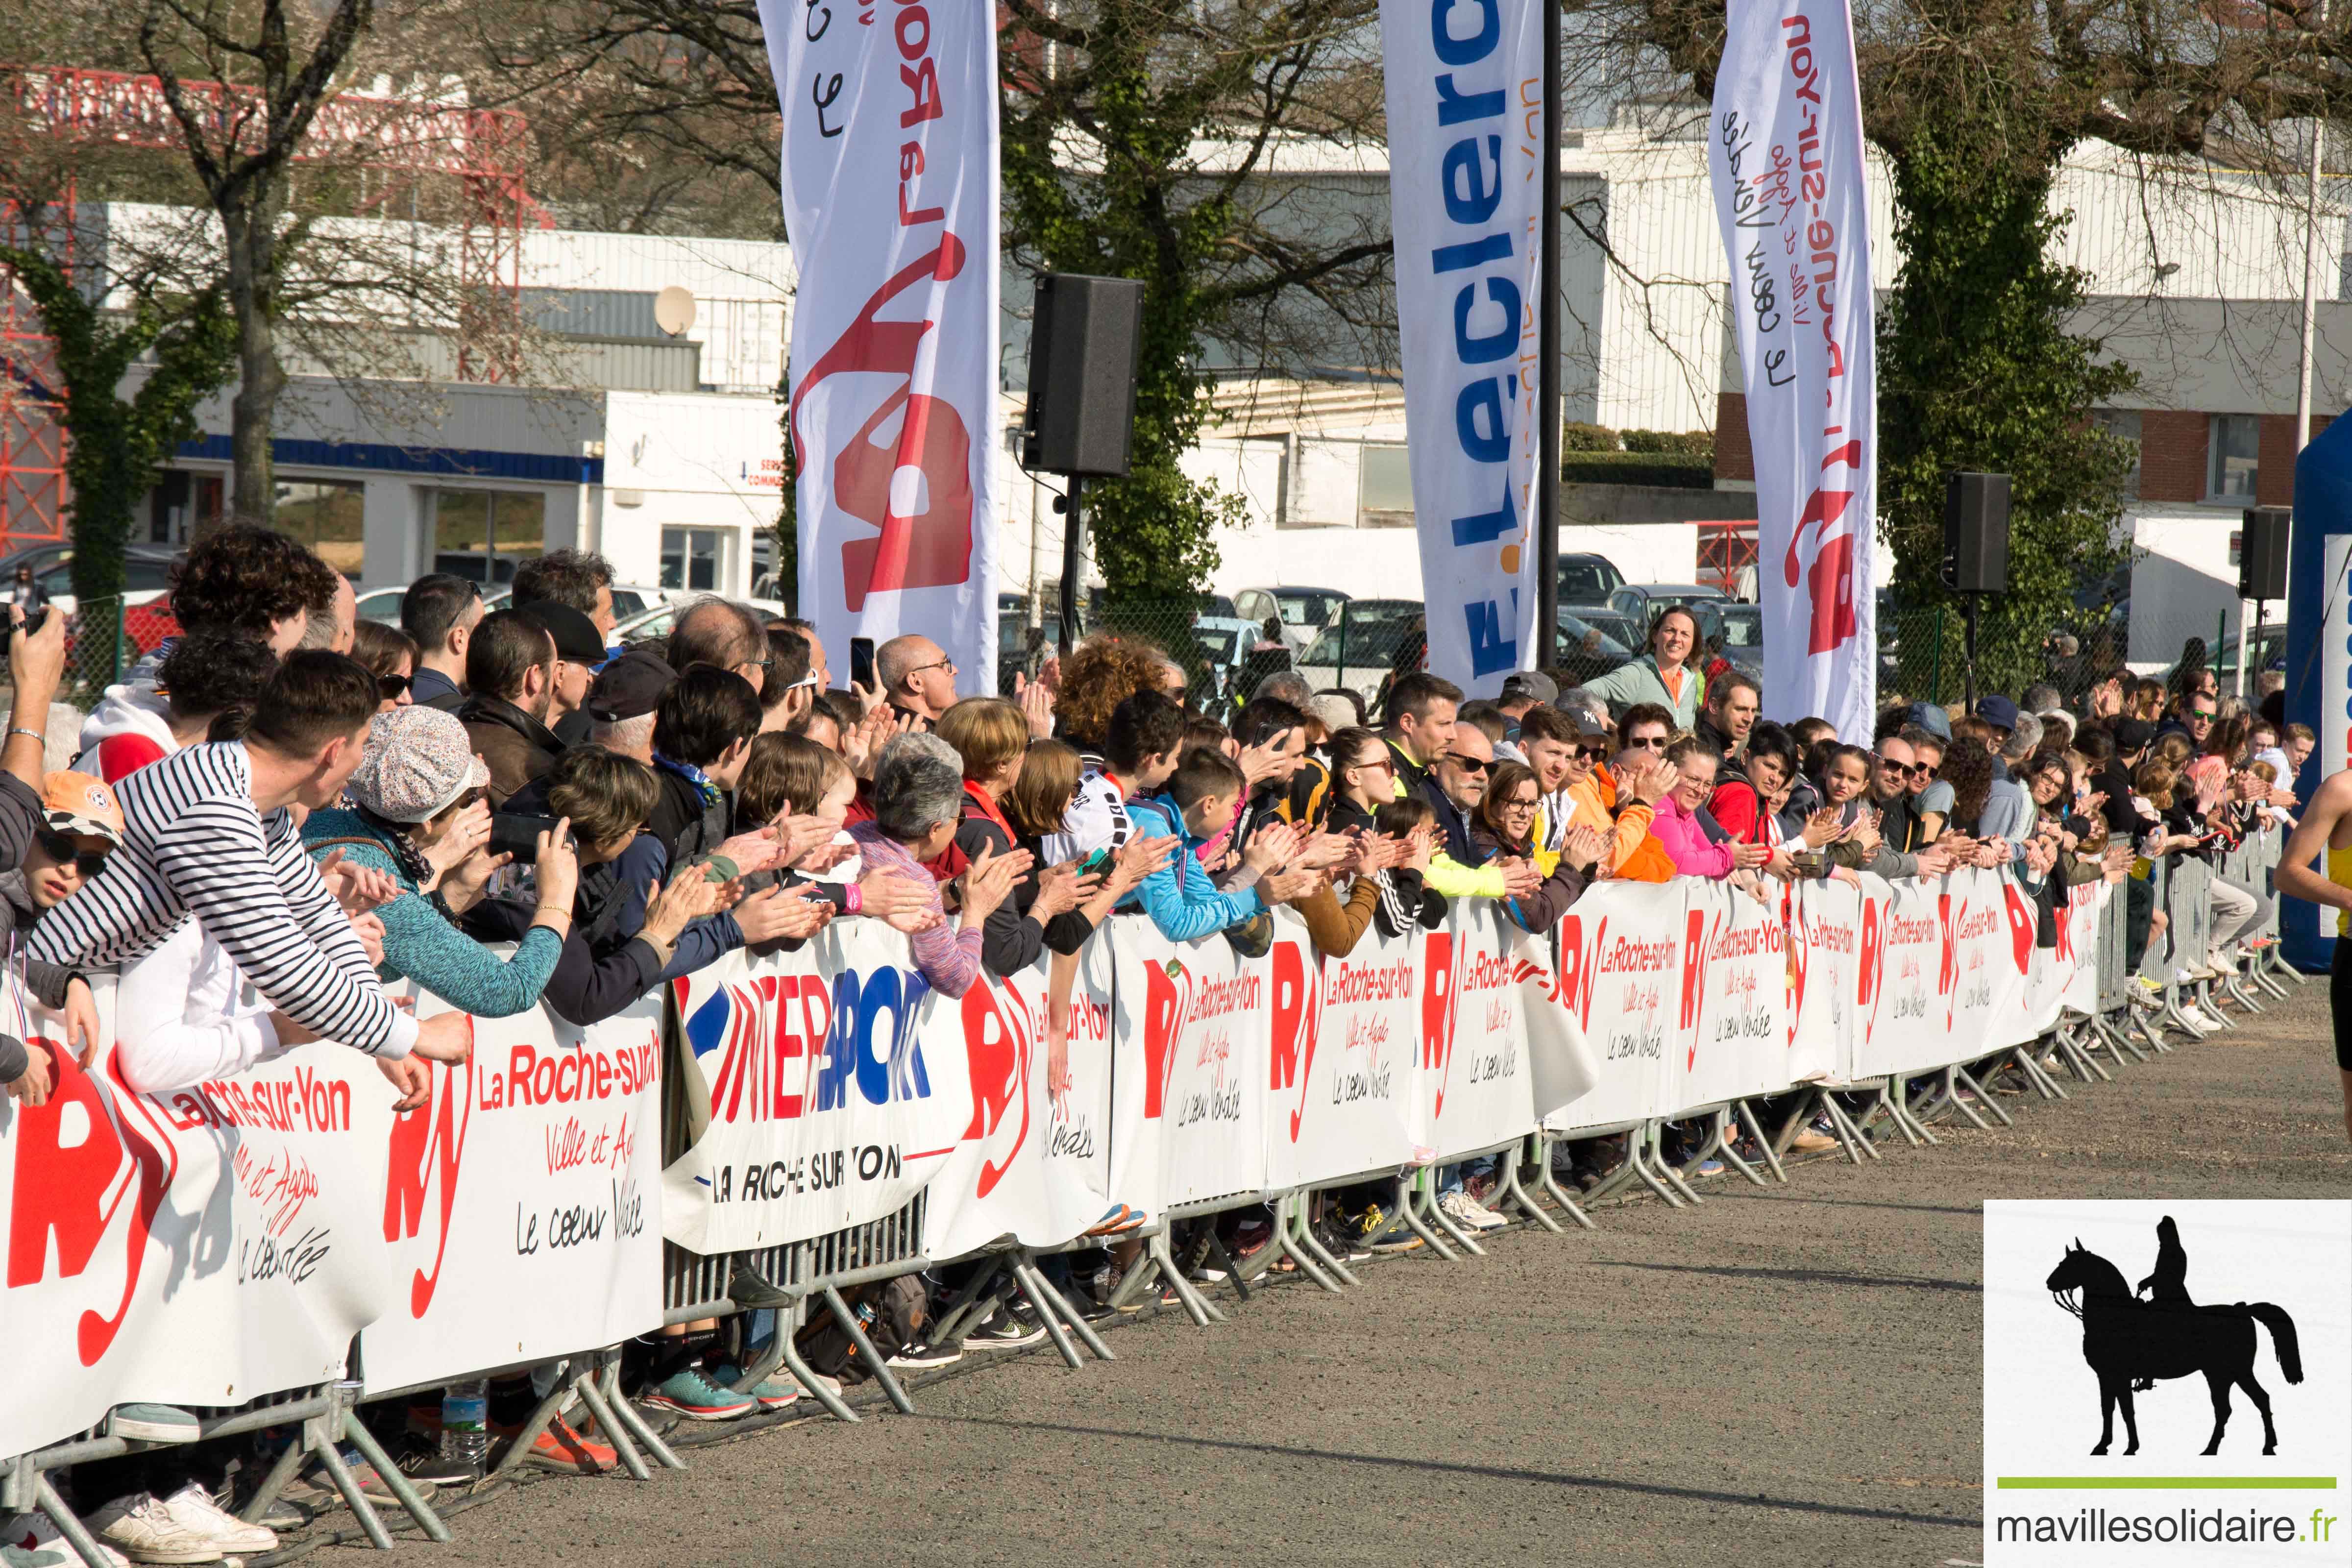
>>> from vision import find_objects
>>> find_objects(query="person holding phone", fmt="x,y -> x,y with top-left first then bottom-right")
302,705 -> 577,1017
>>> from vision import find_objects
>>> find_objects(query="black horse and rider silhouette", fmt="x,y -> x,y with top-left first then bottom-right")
2045,1218 -> 2303,1457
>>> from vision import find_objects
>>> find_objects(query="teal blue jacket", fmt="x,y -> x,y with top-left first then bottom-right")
301,807 -> 562,1017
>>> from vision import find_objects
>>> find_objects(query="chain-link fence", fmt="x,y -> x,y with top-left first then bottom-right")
0,596 -> 172,716
998,592 -> 2162,726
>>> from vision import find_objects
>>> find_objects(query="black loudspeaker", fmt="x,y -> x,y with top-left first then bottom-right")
1021,274 -> 1145,477
1942,471 -> 2011,594
2240,506 -> 2290,600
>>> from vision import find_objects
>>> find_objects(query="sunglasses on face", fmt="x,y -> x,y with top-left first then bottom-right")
1576,744 -> 1610,760
35,831 -> 109,878
1626,735 -> 1667,750
1874,755 -> 1923,776
1352,753 -> 1393,774
378,672 -> 411,701
1446,754 -> 1492,774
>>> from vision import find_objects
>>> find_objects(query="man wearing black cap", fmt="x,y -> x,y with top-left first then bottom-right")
584,649 -> 674,764
518,600 -> 609,747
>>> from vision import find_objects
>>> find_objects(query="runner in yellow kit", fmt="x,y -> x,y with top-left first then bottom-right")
2272,767 -> 2352,1144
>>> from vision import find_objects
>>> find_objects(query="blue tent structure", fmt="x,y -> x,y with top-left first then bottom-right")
2282,411 -> 2352,972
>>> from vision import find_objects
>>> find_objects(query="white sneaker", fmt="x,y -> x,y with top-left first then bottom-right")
83,1495 -> 221,1565
157,1485 -> 274,1556
2177,1005 -> 2219,1033
1438,1190 -> 1508,1231
3,1514 -> 131,1568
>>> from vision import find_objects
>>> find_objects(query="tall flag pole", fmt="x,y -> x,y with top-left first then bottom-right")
1383,0 -> 1547,698
757,0 -> 1001,695
1707,0 -> 1878,735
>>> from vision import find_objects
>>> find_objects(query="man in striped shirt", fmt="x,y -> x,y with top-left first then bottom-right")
28,651 -> 470,1107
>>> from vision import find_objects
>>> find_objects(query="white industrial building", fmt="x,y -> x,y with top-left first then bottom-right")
47,115 -> 2352,664
77,204 -> 798,601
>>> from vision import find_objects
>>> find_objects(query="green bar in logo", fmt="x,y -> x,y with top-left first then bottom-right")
1996,1477 -> 2340,1491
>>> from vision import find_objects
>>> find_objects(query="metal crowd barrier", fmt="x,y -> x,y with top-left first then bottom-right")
13,851 -> 2271,1568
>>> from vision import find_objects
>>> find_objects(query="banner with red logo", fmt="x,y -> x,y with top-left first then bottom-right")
1414,908 -> 1556,1157
1265,912 -> 1425,1190
0,976 -> 392,1459
1546,880 -> 1686,1132
1847,868 -> 2031,1079
1672,881 -> 1792,1109
663,922 -> 966,1255
761,0 -> 998,692
360,988 -> 667,1394
1111,923 -> 1270,1210
920,940 -> 1117,1259
1783,876 -> 1862,1084
1707,0 -> 1877,736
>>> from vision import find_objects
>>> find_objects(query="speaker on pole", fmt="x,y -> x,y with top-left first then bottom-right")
2240,506 -> 2290,601
1020,274 -> 1145,477
1942,472 -> 2011,595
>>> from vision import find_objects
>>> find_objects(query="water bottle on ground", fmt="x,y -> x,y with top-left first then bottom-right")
439,1380 -> 490,1475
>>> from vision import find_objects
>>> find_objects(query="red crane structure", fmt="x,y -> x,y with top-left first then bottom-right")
0,66 -> 537,555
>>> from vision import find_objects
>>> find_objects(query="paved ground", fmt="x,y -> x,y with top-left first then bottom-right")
400,984 -> 2350,1568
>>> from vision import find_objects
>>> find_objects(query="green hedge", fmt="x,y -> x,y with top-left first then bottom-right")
1559,450 -> 1715,489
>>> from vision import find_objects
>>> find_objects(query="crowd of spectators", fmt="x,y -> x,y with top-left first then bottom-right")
0,559 -> 2308,1563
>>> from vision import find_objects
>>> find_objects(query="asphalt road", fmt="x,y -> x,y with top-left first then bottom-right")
399,983 -> 2350,1568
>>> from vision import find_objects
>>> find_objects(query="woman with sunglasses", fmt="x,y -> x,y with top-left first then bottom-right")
301,705 -> 579,1016
351,620 -> 419,713
0,773 -> 120,1102
1583,604 -> 1708,730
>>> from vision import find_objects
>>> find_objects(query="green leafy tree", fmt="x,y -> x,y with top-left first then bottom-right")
1577,0 -> 2352,683
0,242 -> 236,608
1874,125 -> 2137,698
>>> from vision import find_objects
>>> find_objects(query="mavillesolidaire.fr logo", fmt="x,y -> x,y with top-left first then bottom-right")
1983,1200 -> 2352,1565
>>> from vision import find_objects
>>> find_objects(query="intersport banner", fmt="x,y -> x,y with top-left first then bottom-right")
1708,0 -> 1877,737
1381,0 -> 1544,696
762,0 -> 998,695
662,920 -> 968,1255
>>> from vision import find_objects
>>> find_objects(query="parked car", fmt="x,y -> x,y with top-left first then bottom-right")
1294,599 -> 1427,703
1557,552 -> 1626,614
612,594 -> 788,649
1709,602 -> 1764,680
1183,615 -> 1277,708
1551,610 -> 1640,685
1231,585 -> 1350,654
25,544 -> 180,622
1609,581 -> 1734,624
359,580 -> 672,629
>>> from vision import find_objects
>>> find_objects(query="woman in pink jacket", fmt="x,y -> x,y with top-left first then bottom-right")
1651,737 -> 1768,879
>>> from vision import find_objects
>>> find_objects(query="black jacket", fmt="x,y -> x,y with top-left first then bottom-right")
458,692 -> 563,807
646,759 -> 730,868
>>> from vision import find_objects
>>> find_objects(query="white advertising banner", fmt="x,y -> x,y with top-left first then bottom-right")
1415,907 -> 1547,1158
763,0 -> 999,694
662,922 -> 965,1255
362,990 -> 667,1393
1264,910 -> 1424,1190
1545,881 -> 1685,1132
1783,876 -> 1861,1084
0,978 -> 391,1459
1380,0 -> 1544,696
920,945 -> 1117,1258
1708,0 -> 1877,736
1673,881 -> 1793,1108
1111,924 -> 1269,1210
